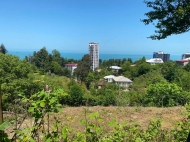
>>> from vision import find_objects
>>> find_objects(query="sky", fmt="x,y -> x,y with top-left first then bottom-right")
0,0 -> 190,55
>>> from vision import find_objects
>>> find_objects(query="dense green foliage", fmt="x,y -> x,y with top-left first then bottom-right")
75,54 -> 92,81
142,0 -> 190,40
0,47 -> 190,141
0,54 -> 39,119
29,47 -> 78,76
1,48 -> 190,108
1,0 -> 190,138
69,81 -> 84,106
146,82 -> 190,107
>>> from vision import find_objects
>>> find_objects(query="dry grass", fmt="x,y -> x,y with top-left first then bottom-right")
50,106 -> 186,131
5,106 -> 187,139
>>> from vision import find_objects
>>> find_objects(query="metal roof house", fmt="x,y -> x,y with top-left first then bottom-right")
110,66 -> 122,70
104,75 -> 115,82
65,63 -> 77,75
113,76 -> 132,88
146,58 -> 164,64
110,66 -> 122,72
104,75 -> 132,88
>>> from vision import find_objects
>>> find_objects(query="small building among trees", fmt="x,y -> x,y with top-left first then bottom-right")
65,63 -> 77,75
104,75 -> 132,88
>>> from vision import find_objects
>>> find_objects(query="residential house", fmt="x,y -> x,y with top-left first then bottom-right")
104,75 -> 132,88
104,75 -> 115,82
176,59 -> 189,66
65,63 -> 77,75
110,66 -> 122,72
182,52 -> 190,59
112,76 -> 132,88
146,58 -> 164,65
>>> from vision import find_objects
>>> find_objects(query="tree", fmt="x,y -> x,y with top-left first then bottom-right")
127,58 -> 133,63
99,59 -> 102,66
31,47 -> 49,69
0,54 -> 30,123
96,83 -> 118,106
85,72 -> 95,89
122,61 -> 131,72
142,0 -> 190,40
137,63 -> 152,76
50,61 -> 62,74
61,68 -> 71,78
160,61 -> 180,82
75,54 -> 92,81
146,82 -> 189,107
135,57 -> 146,65
122,61 -> 132,77
69,82 -> 84,106
131,70 -> 167,92
0,44 -> 7,54
184,61 -> 190,71
52,49 -> 62,65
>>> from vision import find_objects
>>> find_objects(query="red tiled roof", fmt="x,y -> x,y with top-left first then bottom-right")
65,63 -> 77,66
176,60 -> 189,63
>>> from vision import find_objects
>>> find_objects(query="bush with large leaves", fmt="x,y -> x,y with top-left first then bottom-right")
0,54 -> 46,123
145,82 -> 190,107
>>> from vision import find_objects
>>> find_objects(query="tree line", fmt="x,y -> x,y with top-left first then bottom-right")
1,44 -> 190,110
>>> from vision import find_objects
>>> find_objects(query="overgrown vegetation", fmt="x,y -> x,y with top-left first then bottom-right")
1,47 -> 190,108
1,91 -> 190,141
0,46 -> 190,141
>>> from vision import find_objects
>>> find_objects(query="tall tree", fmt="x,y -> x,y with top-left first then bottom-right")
75,54 -> 92,81
31,47 -> 49,69
122,61 -> 131,72
0,44 -> 7,54
52,49 -> 62,65
50,61 -> 62,74
160,61 -> 180,82
85,72 -> 95,89
0,54 -> 30,123
142,0 -> 190,40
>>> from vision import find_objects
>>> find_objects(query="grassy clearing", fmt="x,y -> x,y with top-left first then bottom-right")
34,73 -> 71,91
5,106 -> 187,139
45,106 -> 186,132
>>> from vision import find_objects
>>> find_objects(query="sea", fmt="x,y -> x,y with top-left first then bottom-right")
8,51 -> 182,62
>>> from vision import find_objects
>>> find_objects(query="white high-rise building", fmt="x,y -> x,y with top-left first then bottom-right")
89,42 -> 99,71
182,52 -> 190,59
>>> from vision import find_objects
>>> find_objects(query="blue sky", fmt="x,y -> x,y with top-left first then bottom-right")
0,0 -> 190,55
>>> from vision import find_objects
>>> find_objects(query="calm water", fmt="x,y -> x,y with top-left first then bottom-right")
8,51 -> 181,62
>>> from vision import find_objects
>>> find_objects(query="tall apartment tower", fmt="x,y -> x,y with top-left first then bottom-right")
89,42 -> 99,71
153,51 -> 170,62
